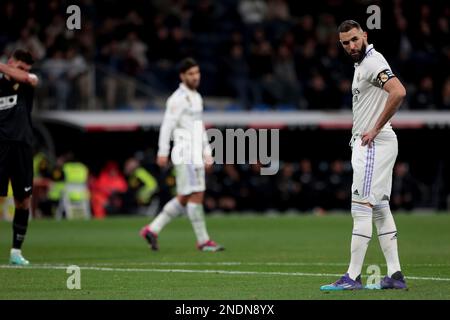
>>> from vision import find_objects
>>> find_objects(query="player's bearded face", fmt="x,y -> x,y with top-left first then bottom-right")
349,43 -> 366,62
181,66 -> 201,90
340,28 -> 367,62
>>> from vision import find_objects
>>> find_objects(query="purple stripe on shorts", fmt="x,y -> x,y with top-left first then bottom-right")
362,146 -> 371,197
187,164 -> 196,186
365,142 -> 376,197
362,144 -> 372,196
362,142 -> 375,197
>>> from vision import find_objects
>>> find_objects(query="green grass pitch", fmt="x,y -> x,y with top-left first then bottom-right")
1,213 -> 450,300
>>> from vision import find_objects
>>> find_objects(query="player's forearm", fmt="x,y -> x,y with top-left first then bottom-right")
157,120 -> 175,156
0,63 -> 37,85
373,91 -> 405,132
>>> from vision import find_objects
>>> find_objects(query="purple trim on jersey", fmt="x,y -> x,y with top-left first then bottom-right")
363,142 -> 376,197
365,47 -> 374,57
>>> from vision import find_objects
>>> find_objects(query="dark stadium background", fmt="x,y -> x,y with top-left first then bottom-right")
1,0 -> 449,216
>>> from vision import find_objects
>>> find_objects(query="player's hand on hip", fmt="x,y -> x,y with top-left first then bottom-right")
156,155 -> 169,168
361,128 -> 380,147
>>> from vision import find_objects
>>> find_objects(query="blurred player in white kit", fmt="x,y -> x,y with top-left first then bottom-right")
140,58 -> 224,252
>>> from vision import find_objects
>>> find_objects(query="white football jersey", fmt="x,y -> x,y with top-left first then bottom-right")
158,83 -> 211,166
351,44 -> 396,137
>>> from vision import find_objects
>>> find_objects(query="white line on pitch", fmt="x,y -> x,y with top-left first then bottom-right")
0,264 -> 449,282
58,261 -> 450,268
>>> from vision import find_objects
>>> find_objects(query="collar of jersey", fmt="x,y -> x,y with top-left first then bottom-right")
354,44 -> 374,67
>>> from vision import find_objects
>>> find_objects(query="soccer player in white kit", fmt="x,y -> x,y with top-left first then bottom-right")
140,58 -> 224,252
321,21 -> 407,290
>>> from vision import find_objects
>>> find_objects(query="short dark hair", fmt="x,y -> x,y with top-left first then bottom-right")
337,20 -> 362,33
178,57 -> 198,74
12,49 -> 34,65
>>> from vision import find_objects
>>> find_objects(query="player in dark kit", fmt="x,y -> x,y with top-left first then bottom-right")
0,49 -> 39,265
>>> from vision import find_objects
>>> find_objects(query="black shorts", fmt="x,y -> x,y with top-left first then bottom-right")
0,142 -> 33,200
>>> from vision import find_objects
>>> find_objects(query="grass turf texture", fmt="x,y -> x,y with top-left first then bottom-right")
1,213 -> 450,300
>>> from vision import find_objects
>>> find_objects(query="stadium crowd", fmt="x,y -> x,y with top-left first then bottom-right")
26,151 -> 425,218
0,0 -> 448,110
0,0 -> 447,217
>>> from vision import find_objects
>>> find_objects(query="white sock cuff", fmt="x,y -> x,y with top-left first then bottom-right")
351,206 -> 373,239
10,248 -> 21,255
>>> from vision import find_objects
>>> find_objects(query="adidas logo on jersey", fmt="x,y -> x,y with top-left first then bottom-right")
353,189 -> 359,196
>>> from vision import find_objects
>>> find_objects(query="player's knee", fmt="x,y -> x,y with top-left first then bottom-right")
188,192 -> 204,204
176,195 -> 189,206
14,196 -> 31,210
373,201 -> 390,218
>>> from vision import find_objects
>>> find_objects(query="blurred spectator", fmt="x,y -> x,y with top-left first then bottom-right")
224,44 -> 251,109
66,46 -> 90,109
266,0 -> 290,21
441,77 -> 450,109
391,162 -> 422,211
337,79 -> 353,110
316,13 -> 336,45
294,159 -> 319,211
245,163 -> 276,211
40,49 -> 70,110
218,164 -> 241,212
324,160 -> 352,210
276,162 -> 301,211
305,73 -> 338,109
59,160 -> 90,219
395,15 -> 413,62
411,75 -> 437,109
7,28 -> 46,61
1,0 -> 447,110
248,29 -> 276,106
122,157 -> 158,214
190,0 -> 217,34
44,14 -> 66,49
120,31 -> 148,71
89,161 -> 128,218
238,0 -> 267,25
272,45 -> 302,107
32,151 -> 53,217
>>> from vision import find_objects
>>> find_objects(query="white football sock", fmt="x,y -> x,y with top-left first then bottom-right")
186,202 -> 210,244
347,203 -> 373,280
373,200 -> 401,277
10,248 -> 22,255
149,197 -> 185,234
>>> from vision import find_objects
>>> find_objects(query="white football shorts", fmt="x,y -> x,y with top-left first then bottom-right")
350,132 -> 398,205
174,164 -> 205,196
